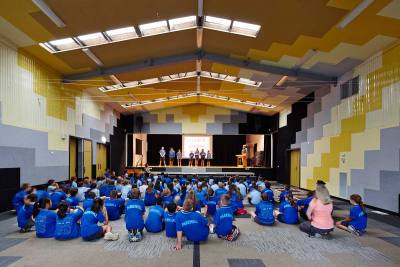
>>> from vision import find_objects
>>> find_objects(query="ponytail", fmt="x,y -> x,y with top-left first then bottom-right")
286,194 -> 296,207
350,194 -> 365,212
91,198 -> 104,213
57,201 -> 68,219
33,197 -> 51,218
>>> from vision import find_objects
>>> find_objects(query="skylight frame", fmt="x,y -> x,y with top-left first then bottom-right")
105,26 -> 138,41
138,20 -> 169,37
230,20 -> 261,37
168,16 -> 197,32
203,16 -> 232,32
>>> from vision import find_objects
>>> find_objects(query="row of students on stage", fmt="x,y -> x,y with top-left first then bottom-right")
13,175 -> 368,248
159,147 -> 212,167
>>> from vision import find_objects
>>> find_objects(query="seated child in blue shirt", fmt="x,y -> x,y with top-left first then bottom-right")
105,190 -> 125,221
12,183 -> 32,213
276,194 -> 299,224
17,194 -> 36,233
144,184 -> 158,206
145,197 -> 165,233
50,189 -> 67,210
125,188 -> 146,242
279,185 -> 292,203
81,198 -> 119,241
161,188 -> 174,208
83,191 -> 96,210
54,202 -> 83,240
205,188 -> 218,217
164,202 -> 177,238
336,194 -> 368,236
66,188 -> 79,207
250,193 -> 275,226
34,197 -> 57,238
213,195 -> 240,241
297,191 -> 314,220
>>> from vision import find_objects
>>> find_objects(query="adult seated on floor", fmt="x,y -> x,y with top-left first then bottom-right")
175,199 -> 209,250
299,185 -> 334,238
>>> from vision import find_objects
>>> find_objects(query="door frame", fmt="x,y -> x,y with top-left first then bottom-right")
288,148 -> 301,187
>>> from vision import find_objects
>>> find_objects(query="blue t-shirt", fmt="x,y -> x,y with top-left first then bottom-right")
215,188 -> 228,199
35,190 -> 49,201
279,190 -> 292,203
144,191 -> 157,206
349,205 -> 367,231
229,192 -> 244,212
100,185 -> 115,197
206,196 -> 219,216
105,198 -> 125,220
164,212 -> 177,238
162,195 -> 174,206
261,188 -> 275,204
83,198 -> 94,210
297,196 -> 313,212
125,199 -> 145,231
178,192 -> 187,207
279,201 -> 299,224
35,209 -> 57,238
145,205 -> 164,233
81,209 -> 106,238
54,209 -> 83,240
17,204 -> 34,228
12,190 -> 27,213
169,151 -> 176,158
214,206 -> 234,236
196,190 -> 206,207
176,211 -> 209,242
255,201 -> 275,225
66,196 -> 79,207
50,191 -> 66,209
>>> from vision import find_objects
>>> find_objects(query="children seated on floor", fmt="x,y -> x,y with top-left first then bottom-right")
213,194 -> 240,241
279,185 -> 292,203
145,197 -> 165,233
17,193 -> 36,232
249,192 -> 275,226
335,194 -> 367,236
125,188 -> 146,242
144,184 -> 158,206
205,188 -> 218,217
105,190 -> 125,221
12,183 -> 32,213
66,188 -> 79,207
81,197 -> 118,241
297,191 -> 314,221
54,201 -> 83,240
164,202 -> 178,238
83,191 -> 96,210
275,194 -> 299,224
34,197 -> 56,238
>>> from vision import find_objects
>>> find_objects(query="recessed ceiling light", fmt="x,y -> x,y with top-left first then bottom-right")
139,20 -> 169,36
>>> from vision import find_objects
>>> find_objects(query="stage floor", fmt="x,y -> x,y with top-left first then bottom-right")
147,166 -> 261,175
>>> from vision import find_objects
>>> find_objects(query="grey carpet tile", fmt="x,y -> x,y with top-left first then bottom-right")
228,258 -> 266,267
0,256 -> 23,267
0,238 -> 28,252
378,237 -> 400,247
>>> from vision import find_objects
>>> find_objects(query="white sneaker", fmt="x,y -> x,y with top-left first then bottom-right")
104,232 -> 119,241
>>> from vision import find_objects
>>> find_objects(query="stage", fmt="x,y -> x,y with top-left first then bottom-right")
127,166 -> 275,178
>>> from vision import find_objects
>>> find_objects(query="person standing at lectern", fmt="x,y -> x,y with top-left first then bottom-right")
189,151 -> 194,167
159,147 -> 166,167
194,148 -> 200,167
200,149 -> 206,167
176,149 -> 182,167
169,147 -> 176,166
206,150 -> 212,167
242,145 -> 248,168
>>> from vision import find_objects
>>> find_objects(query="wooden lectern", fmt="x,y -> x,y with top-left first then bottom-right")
236,155 -> 243,167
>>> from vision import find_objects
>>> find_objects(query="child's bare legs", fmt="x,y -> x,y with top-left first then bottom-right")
335,221 -> 351,233
249,211 -> 256,219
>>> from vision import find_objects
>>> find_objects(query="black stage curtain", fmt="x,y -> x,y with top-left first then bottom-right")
212,135 -> 246,166
147,134 -> 182,165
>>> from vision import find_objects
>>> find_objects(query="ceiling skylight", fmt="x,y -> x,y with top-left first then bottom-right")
231,21 -> 261,37
48,37 -> 80,51
139,20 -> 169,36
121,92 -> 275,109
204,16 -> 232,32
105,26 -> 138,41
99,71 -> 262,92
77,32 -> 107,46
169,16 -> 197,31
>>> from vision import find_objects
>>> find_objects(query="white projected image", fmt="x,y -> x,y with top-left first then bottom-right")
182,135 -> 212,158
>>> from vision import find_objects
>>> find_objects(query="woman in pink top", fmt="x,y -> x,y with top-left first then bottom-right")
299,186 -> 334,237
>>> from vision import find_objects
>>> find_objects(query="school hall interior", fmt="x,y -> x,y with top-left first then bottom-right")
0,0 -> 400,266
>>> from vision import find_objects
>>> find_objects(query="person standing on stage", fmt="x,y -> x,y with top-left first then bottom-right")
159,147 -> 166,167
200,149 -> 206,167
206,150 -> 212,167
241,145 -> 248,168
169,148 -> 176,166
194,148 -> 200,167
189,151 -> 194,167
176,149 -> 182,167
